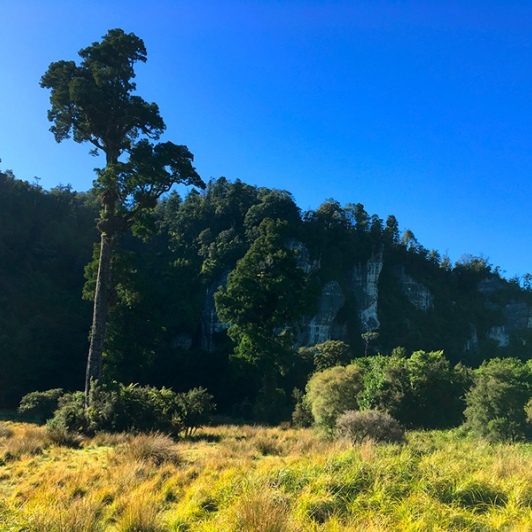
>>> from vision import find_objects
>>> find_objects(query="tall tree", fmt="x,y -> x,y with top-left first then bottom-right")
215,219 -> 308,421
41,29 -> 204,404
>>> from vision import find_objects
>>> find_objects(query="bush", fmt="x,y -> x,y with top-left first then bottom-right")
305,364 -> 363,434
336,409 -> 405,444
464,358 -> 532,442
174,387 -> 216,437
44,383 -> 216,438
291,388 -> 313,428
46,391 -> 89,442
357,351 -> 472,430
18,388 -> 64,423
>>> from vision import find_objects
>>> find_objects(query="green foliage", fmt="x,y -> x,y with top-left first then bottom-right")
41,29 -> 204,400
88,383 -> 215,436
175,387 -> 217,437
312,340 -> 352,371
46,391 -> 89,436
216,219 -> 308,369
3,166 -> 532,424
291,388 -> 313,428
305,364 -> 363,433
336,409 -> 405,444
464,357 -> 532,441
0,173 -> 96,407
356,351 -> 472,429
40,383 -> 215,439
18,388 -> 64,423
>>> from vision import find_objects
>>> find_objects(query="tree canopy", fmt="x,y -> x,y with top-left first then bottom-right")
41,29 -> 204,403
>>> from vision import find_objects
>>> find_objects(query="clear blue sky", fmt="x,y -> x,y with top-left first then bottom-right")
1,1 -> 531,278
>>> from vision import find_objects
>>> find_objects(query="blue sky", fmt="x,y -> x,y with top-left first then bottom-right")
1,1 -> 531,278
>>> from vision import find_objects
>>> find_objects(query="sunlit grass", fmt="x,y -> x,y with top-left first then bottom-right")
0,422 -> 531,530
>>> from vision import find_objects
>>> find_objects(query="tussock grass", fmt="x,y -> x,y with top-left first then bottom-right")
1,424 -> 49,461
0,421 -> 14,439
116,432 -> 180,465
1,422 -> 532,530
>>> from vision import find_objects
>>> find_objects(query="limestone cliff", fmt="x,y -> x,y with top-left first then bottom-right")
394,266 -> 434,311
349,251 -> 383,333
299,280 -> 346,346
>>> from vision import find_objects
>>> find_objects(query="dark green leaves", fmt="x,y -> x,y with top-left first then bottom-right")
41,29 -> 165,157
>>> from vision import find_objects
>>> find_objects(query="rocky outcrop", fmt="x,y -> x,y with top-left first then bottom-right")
300,280 -> 347,346
487,302 -> 532,348
478,277 -> 504,295
504,301 -> 532,331
201,274 -> 229,351
287,239 -> 320,274
478,276 -> 532,347
394,267 -> 434,311
465,324 -> 479,353
349,252 -> 383,332
488,325 -> 510,348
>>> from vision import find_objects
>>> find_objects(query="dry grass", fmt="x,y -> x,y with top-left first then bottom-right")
116,432 -> 180,465
1,422 -> 532,530
1,424 -> 50,461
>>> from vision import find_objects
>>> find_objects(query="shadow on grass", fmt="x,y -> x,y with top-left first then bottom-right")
0,410 -> 44,425
184,433 -> 222,443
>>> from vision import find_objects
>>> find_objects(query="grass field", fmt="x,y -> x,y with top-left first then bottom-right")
1,421 -> 532,531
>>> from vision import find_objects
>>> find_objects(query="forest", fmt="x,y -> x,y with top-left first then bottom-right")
2,166 -> 532,435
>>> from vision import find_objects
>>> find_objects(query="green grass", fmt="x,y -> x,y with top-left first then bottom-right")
0,422 -> 531,530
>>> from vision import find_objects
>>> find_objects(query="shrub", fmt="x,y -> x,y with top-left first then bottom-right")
174,387 -> 216,437
336,409 -> 405,444
357,351 -> 472,430
45,383 -> 216,438
306,364 -> 363,434
291,388 -> 313,428
464,357 -> 532,442
46,392 -> 89,437
18,388 -> 64,423
526,397 -> 532,425
313,340 -> 352,371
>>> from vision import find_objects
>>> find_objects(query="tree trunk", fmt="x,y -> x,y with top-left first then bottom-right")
85,233 -> 113,406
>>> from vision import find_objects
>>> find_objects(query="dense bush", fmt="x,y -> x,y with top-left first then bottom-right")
291,388 -> 313,428
336,409 -> 405,444
18,388 -> 64,423
25,384 -> 215,439
46,392 -> 89,433
464,358 -> 532,442
88,383 -> 216,436
357,351 -> 472,429
305,364 -> 363,434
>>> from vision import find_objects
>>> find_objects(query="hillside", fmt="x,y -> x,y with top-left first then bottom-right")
1,170 -> 531,419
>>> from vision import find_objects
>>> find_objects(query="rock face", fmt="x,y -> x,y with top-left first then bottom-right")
201,274 -> 229,351
349,252 -> 383,333
199,246 -> 532,354
465,324 -> 479,353
478,277 -> 504,295
504,302 -> 532,331
394,267 -> 434,311
287,239 -> 320,274
486,301 -> 532,348
300,280 -> 346,346
488,325 -> 510,348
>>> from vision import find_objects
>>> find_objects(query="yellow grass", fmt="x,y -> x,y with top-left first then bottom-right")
1,422 -> 531,531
